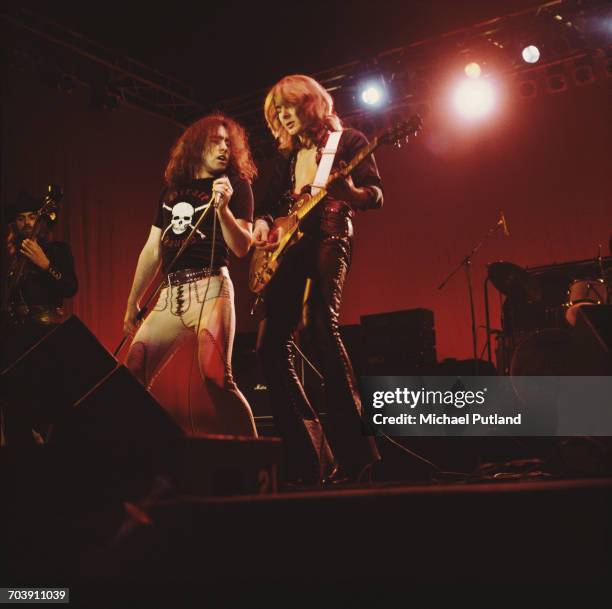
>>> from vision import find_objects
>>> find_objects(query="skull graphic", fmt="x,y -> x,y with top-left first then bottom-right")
161,199 -> 210,241
170,201 -> 194,235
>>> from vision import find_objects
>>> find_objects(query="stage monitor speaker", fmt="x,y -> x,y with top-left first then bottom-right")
0,315 -> 117,422
50,364 -> 184,452
174,435 -> 283,496
49,364 -> 184,498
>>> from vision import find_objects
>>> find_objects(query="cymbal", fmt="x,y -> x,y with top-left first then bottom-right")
487,261 -> 529,296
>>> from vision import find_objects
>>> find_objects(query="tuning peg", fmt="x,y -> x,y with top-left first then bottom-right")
394,140 -> 402,148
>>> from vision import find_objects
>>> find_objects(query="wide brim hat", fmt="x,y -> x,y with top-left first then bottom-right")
7,191 -> 43,221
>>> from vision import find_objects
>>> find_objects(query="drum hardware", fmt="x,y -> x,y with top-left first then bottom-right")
564,278 -> 607,326
484,259 -> 537,369
487,261 -> 529,297
439,211 -> 510,371
563,245 -> 610,326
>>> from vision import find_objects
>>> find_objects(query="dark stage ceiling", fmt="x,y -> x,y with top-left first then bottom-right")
13,0 -> 551,104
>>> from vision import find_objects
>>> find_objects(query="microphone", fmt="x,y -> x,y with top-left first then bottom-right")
499,210 -> 510,237
213,174 -> 228,209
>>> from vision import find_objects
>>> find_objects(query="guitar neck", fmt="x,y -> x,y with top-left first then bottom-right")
295,135 -> 381,221
339,136 -> 379,180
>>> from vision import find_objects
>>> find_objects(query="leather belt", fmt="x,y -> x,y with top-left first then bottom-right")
163,267 -> 221,287
9,305 -> 65,325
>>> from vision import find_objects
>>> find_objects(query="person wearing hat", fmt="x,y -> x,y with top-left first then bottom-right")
3,190 -> 78,349
1,190 -> 78,445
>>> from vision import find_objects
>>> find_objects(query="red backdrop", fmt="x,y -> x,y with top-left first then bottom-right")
4,68 -> 611,419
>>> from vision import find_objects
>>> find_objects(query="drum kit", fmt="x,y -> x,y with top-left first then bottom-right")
485,253 -> 611,375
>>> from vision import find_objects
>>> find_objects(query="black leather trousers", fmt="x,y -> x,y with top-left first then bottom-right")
258,231 -> 380,482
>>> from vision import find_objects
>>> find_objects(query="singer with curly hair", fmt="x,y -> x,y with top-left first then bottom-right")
123,113 -> 257,437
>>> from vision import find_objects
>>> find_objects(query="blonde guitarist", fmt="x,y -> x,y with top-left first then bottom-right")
252,74 -> 384,486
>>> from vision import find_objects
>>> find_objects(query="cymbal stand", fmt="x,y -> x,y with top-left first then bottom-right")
438,215 -> 506,374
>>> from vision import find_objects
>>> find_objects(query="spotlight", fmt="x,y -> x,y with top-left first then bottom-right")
464,62 -> 482,79
522,45 -> 541,64
453,78 -> 495,120
358,77 -> 387,108
361,85 -> 382,105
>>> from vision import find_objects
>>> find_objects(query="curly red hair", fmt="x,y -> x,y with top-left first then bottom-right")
264,74 -> 342,152
164,114 -> 257,189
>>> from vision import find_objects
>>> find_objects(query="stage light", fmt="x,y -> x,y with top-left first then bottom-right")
522,45 -> 541,64
464,62 -> 482,79
358,74 -> 387,108
453,79 -> 495,120
360,82 -> 385,107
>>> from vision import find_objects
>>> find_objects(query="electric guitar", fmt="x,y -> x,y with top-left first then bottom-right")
248,115 -> 423,294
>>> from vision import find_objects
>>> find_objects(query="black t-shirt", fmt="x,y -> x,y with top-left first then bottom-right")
154,174 -> 253,271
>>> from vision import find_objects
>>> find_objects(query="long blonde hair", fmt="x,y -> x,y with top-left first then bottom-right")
264,74 -> 342,151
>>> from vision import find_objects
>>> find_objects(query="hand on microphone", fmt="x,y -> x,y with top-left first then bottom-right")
212,175 -> 232,213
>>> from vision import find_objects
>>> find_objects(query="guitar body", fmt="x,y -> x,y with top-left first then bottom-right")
248,213 -> 300,294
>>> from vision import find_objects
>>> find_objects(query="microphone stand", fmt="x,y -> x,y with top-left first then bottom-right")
438,213 -> 507,375
113,199 -> 216,357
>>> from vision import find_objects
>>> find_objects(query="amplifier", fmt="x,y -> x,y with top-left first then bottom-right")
360,308 -> 437,374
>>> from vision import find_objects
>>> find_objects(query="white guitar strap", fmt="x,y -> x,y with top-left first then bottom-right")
310,130 -> 343,196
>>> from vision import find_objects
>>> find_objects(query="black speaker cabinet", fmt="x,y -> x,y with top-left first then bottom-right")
49,364 -> 184,498
50,364 -> 184,452
1,315 -> 117,422
174,435 -> 283,496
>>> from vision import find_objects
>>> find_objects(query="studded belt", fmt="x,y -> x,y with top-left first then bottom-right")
163,267 -> 221,287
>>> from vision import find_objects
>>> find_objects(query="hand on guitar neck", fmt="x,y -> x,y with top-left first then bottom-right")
326,160 -> 371,209
20,238 -> 51,271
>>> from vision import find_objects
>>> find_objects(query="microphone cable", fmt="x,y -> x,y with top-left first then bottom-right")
187,186 -> 221,434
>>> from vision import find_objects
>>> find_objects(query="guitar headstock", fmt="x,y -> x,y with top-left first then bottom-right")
380,114 -> 423,147
39,184 -> 64,223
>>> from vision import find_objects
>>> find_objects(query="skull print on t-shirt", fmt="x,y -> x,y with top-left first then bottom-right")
153,175 -> 254,272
